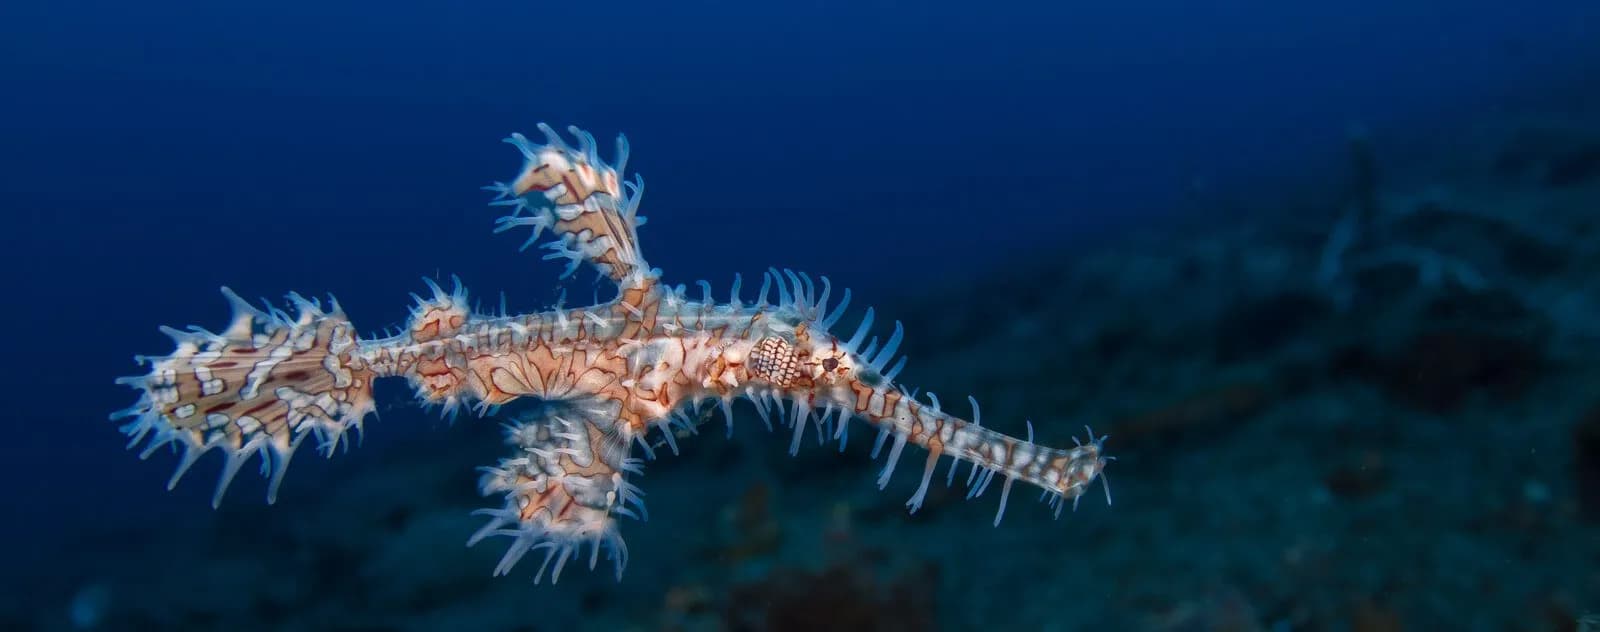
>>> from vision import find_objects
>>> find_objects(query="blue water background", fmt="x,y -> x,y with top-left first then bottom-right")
1,0 -> 1598,578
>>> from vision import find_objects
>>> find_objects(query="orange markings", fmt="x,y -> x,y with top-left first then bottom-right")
415,353 -> 464,400
880,389 -> 902,420
411,307 -> 466,343
849,378 -> 875,413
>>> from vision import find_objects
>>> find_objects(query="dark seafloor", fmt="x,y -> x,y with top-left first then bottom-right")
8,102 -> 1600,631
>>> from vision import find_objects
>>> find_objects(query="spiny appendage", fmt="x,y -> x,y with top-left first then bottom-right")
742,266 -> 853,329
762,378 -> 1111,527
469,401 -> 644,583
483,123 -> 649,284
717,269 -> 1111,525
401,275 -> 477,419
871,396 -> 1113,526
110,288 -> 377,506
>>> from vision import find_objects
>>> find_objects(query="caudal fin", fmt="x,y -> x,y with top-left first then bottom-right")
111,288 -> 378,506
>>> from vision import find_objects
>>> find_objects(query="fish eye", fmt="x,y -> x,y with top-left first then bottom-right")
822,357 -> 839,371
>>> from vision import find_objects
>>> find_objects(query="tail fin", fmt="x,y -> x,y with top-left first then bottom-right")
483,123 -> 651,286
110,288 -> 377,506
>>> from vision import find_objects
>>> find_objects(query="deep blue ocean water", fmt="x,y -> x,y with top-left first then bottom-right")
4,1 -> 1600,628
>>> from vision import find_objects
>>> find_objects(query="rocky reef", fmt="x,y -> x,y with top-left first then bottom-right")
9,113 -> 1600,631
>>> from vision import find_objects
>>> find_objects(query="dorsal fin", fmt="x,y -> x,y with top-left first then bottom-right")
484,124 -> 652,288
